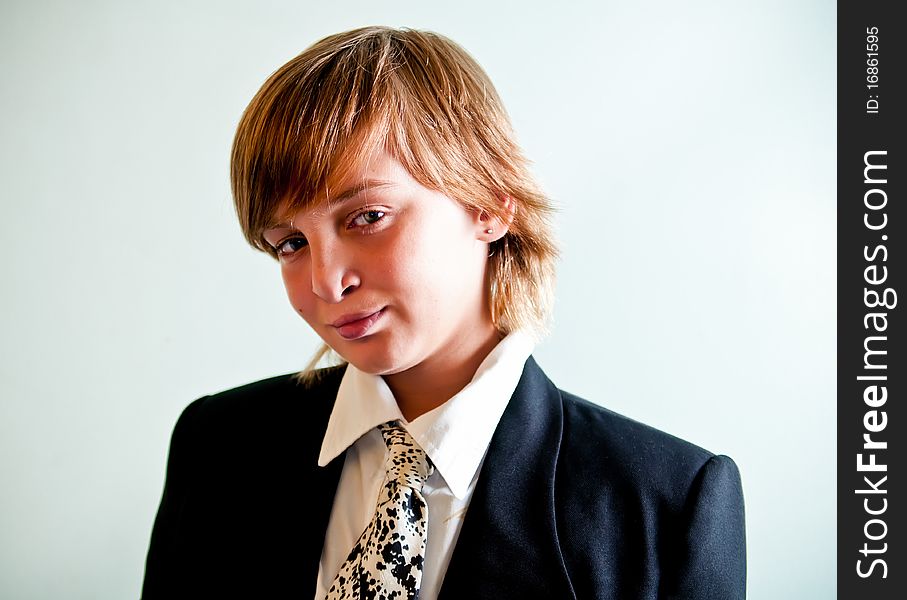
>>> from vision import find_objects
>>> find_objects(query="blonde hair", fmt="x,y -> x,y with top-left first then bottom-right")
230,26 -> 558,375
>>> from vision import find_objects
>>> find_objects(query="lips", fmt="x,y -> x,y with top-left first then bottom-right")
331,308 -> 385,340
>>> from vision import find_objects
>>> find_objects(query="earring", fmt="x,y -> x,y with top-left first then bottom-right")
485,228 -> 493,234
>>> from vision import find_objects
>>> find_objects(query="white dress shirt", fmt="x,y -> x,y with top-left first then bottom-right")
313,330 -> 535,600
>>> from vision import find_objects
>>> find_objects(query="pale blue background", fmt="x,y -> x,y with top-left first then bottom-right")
0,0 -> 835,597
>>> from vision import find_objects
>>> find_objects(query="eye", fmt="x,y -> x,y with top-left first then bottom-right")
274,235 -> 308,257
350,209 -> 386,227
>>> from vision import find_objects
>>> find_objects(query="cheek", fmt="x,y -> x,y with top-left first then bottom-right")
281,265 -> 315,319
392,220 -> 484,308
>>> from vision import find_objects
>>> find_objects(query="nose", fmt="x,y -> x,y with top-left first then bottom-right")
309,240 -> 360,303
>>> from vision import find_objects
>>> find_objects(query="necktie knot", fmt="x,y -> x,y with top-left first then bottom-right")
379,421 -> 434,488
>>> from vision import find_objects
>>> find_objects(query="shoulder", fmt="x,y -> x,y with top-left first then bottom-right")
549,385 -> 747,598
558,388 -> 715,468
183,365 -> 346,421
170,365 -> 347,453
554,387 -> 739,509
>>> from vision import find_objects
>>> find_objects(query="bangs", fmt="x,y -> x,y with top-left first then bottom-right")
231,31 -> 401,252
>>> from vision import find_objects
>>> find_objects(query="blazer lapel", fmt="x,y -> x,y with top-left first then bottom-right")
296,368 -> 348,587
438,356 -> 575,599
301,454 -> 345,587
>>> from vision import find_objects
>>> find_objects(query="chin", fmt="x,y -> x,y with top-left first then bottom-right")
333,335 -> 413,376
345,354 -> 407,376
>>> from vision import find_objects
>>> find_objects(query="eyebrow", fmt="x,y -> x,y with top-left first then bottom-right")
265,179 -> 396,230
330,179 -> 395,204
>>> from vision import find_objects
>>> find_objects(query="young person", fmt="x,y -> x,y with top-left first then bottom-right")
142,26 -> 746,599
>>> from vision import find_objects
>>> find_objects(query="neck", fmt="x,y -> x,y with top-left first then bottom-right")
383,327 -> 503,421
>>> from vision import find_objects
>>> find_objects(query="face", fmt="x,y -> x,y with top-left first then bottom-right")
262,149 -> 500,376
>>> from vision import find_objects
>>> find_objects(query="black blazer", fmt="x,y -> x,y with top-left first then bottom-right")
142,357 -> 746,599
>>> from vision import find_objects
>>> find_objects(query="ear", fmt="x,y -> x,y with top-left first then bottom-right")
477,193 -> 516,243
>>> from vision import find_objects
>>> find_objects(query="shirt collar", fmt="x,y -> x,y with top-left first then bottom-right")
317,330 -> 535,498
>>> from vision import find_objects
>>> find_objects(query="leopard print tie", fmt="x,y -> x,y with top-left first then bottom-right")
326,421 -> 435,600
